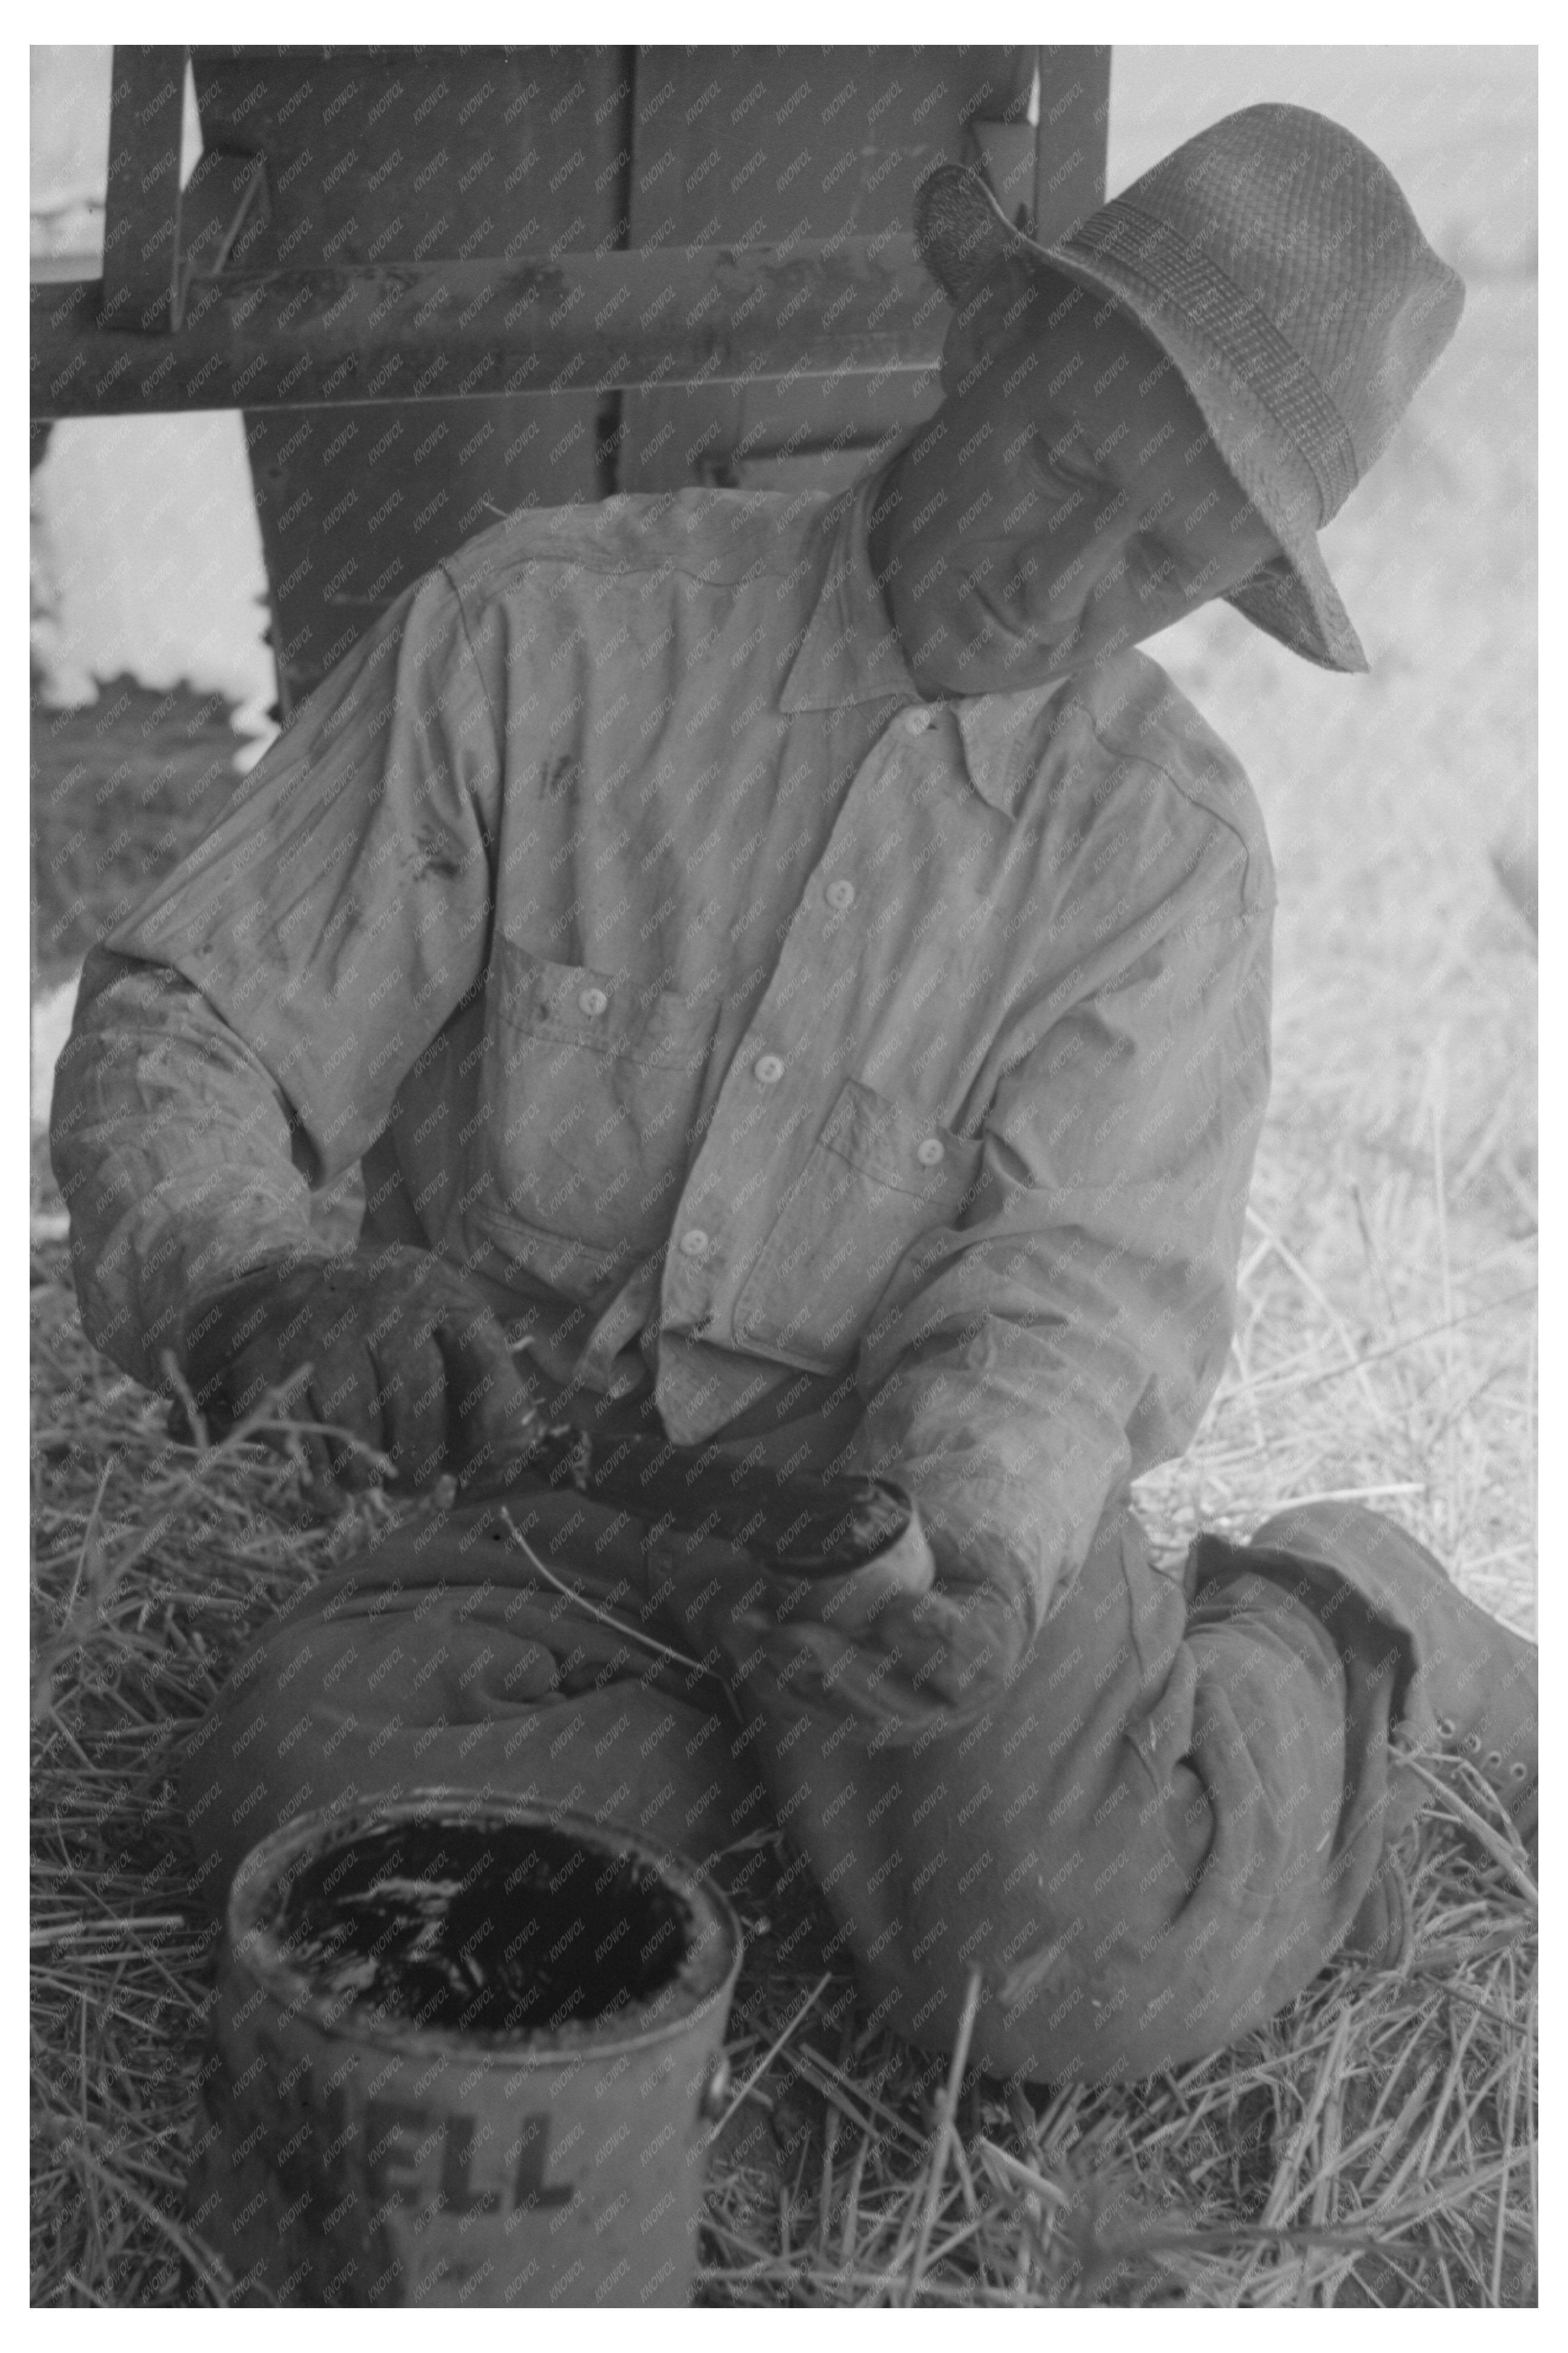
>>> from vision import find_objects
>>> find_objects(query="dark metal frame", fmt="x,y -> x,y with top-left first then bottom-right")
36,239 -> 948,419
34,45 -> 1110,420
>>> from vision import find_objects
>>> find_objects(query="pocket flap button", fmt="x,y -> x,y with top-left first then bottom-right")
679,1228 -> 710,1259
578,986 -> 609,1016
915,1137 -> 946,1166
754,1054 -> 785,1085
825,878 -> 855,911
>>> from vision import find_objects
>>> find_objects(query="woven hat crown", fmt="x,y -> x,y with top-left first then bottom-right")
1075,103 -> 1463,513
915,104 -> 1465,669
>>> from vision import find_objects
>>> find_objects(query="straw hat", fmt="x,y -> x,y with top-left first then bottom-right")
915,105 -> 1465,671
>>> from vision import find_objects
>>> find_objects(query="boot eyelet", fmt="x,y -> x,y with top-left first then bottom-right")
1437,1717 -> 1457,1738
1510,1762 -> 1529,1781
1463,1734 -> 1481,1754
1485,1750 -> 1503,1770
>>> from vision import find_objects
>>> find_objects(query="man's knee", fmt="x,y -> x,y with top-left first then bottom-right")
849,1815 -> 1296,2088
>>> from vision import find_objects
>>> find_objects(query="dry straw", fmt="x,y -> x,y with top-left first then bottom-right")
29,279 -> 1536,2298
30,1191 -> 1536,2304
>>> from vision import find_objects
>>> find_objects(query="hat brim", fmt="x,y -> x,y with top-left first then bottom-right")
914,167 -> 1369,674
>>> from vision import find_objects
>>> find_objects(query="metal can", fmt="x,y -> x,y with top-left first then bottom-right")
186,1793 -> 742,2306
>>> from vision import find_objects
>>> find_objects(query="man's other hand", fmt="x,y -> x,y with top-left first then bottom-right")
651,1520 -> 1029,1746
181,1246 -> 540,1494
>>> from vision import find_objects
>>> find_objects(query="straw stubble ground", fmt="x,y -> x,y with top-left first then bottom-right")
30,282 -> 1535,2305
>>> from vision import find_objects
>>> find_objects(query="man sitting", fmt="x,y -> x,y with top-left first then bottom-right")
52,104 -> 1536,2085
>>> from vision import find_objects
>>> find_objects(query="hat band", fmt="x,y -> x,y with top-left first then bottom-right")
1058,199 -> 1360,523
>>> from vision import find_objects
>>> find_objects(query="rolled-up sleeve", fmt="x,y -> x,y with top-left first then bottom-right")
50,572 -> 502,1389
848,894 -> 1273,1634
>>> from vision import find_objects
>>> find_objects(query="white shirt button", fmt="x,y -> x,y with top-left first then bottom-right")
577,986 -> 609,1016
903,706 -> 934,737
678,1228 -> 710,1259
915,1137 -> 946,1167
825,878 -> 855,912
753,1053 -> 785,1085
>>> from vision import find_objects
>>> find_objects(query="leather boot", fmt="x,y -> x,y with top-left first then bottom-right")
1243,1502 -> 1536,1841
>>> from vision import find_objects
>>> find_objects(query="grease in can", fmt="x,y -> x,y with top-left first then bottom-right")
187,1794 -> 742,2306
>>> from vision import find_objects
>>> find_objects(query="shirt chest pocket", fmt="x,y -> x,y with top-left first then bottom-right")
734,1078 -> 984,1373
468,938 -> 720,1290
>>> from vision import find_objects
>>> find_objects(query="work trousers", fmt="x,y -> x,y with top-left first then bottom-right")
181,1473 -> 1447,2087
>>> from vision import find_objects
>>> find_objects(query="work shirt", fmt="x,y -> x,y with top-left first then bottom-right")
53,477 -> 1274,1627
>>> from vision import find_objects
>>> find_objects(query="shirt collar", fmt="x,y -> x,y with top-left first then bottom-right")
778,474 -> 1066,818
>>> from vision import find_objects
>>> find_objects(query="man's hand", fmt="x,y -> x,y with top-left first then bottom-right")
651,1518 -> 1031,1745
181,1245 -> 540,1494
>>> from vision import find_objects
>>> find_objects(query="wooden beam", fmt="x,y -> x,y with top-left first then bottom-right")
1032,45 -> 1112,247
99,45 -> 188,331
32,237 -> 948,420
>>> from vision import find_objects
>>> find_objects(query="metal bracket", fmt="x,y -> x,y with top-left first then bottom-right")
174,146 -> 271,324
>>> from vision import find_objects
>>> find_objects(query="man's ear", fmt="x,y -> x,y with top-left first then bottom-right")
937,252 -> 1055,399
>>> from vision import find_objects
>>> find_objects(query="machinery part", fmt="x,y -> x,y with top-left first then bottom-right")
471,1413 -> 920,1579
32,236 -> 943,419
